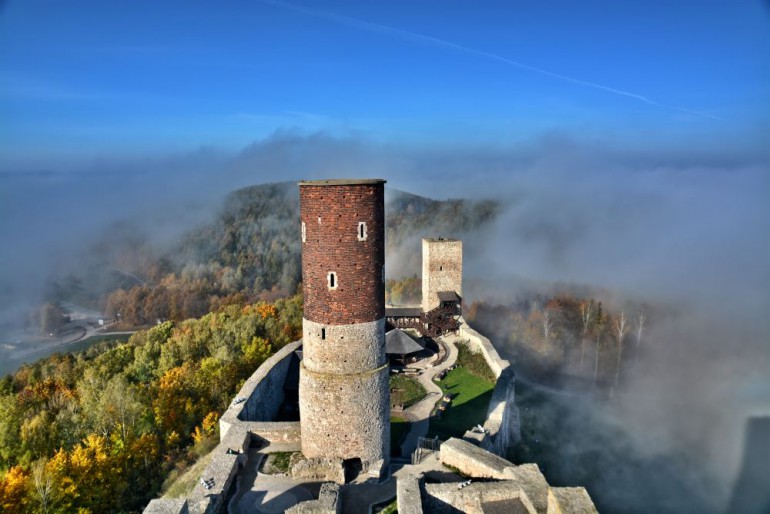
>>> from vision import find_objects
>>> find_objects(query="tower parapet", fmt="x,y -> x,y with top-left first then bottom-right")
298,179 -> 390,477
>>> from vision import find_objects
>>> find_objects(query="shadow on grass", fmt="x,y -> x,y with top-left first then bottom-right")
428,389 -> 494,440
391,417 -> 410,456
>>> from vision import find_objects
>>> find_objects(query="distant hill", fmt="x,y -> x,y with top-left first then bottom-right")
54,182 -> 501,325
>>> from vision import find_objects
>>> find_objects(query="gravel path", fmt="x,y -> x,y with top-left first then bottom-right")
399,333 -> 461,456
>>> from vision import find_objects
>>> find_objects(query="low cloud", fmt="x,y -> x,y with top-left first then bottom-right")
1,130 -> 767,511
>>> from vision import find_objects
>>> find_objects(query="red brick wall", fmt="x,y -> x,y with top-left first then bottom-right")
300,182 -> 385,325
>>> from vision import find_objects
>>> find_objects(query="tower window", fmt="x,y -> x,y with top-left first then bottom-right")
328,271 -> 338,290
301,222 -> 306,243
440,266 -> 443,271
357,222 -> 367,241
321,328 -> 326,340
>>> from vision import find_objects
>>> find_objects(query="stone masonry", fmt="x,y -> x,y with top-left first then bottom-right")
422,238 -> 463,312
298,179 -> 390,477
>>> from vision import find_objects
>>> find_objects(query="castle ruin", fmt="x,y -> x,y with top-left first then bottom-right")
144,178 -> 598,514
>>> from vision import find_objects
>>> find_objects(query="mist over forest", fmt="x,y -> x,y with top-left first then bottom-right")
1,131 -> 768,512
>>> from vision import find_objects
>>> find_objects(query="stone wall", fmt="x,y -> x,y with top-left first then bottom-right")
299,362 -> 390,468
286,482 -> 341,514
435,437 -> 596,514
402,437 -> 598,513
547,487 -> 599,514
302,317 -> 386,374
185,426 -> 251,514
459,320 -> 521,455
422,238 -> 463,313
439,437 -> 514,480
458,319 -> 508,378
424,482 -> 538,514
396,474 -> 424,514
480,366 -> 521,455
241,421 -> 301,445
144,499 -> 188,514
219,340 -> 301,438
290,456 -> 345,485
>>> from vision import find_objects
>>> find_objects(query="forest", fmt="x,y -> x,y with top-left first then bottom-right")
466,294 -> 653,390
40,183 -> 499,328
0,294 -> 302,513
0,182 -> 501,512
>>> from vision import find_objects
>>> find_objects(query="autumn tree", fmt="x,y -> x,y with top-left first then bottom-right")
634,310 -> 647,348
32,460 -> 57,514
579,299 -> 595,367
614,311 -> 629,386
0,466 -> 30,514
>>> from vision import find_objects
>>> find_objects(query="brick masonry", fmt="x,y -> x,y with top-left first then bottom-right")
422,238 -> 463,312
300,181 -> 385,325
298,179 -> 389,476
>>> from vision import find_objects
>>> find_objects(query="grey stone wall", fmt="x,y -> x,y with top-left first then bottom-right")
440,437 -> 515,479
290,456 -> 345,485
299,362 -> 390,468
397,474 -> 424,514
286,482 -> 341,513
302,318 -> 386,374
481,366 -> 521,455
423,482 -> 538,514
459,320 -> 521,455
547,487 -> 599,514
458,320 -> 508,378
242,421 -> 301,444
422,238 -> 463,312
144,499 -> 188,514
219,341 -> 301,438
438,438 -> 553,513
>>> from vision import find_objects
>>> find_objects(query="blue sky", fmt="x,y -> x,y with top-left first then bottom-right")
1,0 -> 768,168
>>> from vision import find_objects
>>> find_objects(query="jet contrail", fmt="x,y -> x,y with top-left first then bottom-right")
261,0 -> 725,121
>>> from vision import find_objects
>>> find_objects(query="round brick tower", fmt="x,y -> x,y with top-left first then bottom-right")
298,179 -> 390,477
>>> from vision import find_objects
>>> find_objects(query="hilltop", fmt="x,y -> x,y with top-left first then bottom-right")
42,182 -> 499,327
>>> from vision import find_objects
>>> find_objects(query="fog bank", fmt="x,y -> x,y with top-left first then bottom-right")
1,131 -> 768,511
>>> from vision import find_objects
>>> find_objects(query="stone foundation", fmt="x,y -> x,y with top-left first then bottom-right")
299,362 -> 389,470
289,455 -> 345,484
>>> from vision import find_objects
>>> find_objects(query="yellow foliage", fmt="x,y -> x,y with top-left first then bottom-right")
256,302 -> 277,319
202,411 -> 219,437
0,466 -> 30,513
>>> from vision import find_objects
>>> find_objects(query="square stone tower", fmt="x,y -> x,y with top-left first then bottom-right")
298,179 -> 390,478
422,238 -> 463,313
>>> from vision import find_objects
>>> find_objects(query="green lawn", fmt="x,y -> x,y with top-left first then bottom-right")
391,415 -> 410,456
389,374 -> 427,408
427,366 -> 494,440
